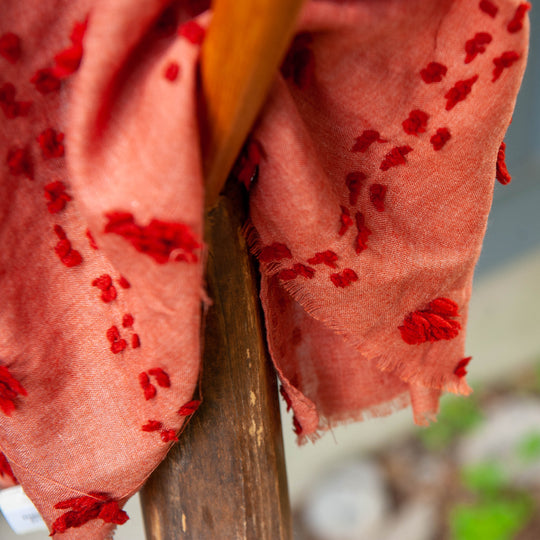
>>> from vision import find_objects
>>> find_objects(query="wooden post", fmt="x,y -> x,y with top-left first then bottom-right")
140,181 -> 292,539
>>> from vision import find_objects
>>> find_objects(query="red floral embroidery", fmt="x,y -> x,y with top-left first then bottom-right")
420,62 -> 447,83
234,138 -> 265,191
106,325 -> 127,354
307,250 -> 338,268
281,33 -> 315,89
0,83 -> 31,119
292,415 -> 303,436
54,225 -> 83,267
0,366 -> 27,416
104,212 -> 201,264
465,32 -> 492,64
51,493 -> 128,535
86,229 -> 99,250
0,452 -> 17,484
369,184 -> 387,212
430,127 -> 451,151
164,61 -> 180,82
139,373 -> 157,400
339,205 -> 353,235
44,181 -> 71,214
278,264 -> 315,281
479,0 -> 498,17
402,110 -> 429,136
131,334 -> 141,348
259,242 -> 292,262
380,145 -> 413,171
92,275 -> 117,303
178,400 -> 201,416
178,21 -> 206,45
37,128 -> 65,159
345,171 -> 366,206
330,269 -> 358,288
148,368 -> 171,388
0,33 -> 21,64
279,386 -> 292,412
122,314 -> 134,328
351,130 -> 386,152
30,68 -> 61,94
445,75 -> 478,111
142,420 -> 162,432
53,18 -> 88,79
454,357 -> 472,378
118,276 -> 131,289
507,2 -> 531,33
492,51 -> 520,82
399,297 -> 461,345
6,147 -> 33,179
496,141 -> 511,185
160,429 -> 178,442
355,212 -> 371,253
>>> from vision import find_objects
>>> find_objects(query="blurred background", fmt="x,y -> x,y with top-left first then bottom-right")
1,5 -> 539,540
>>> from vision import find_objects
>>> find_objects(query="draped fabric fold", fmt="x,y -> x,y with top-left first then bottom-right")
0,0 -> 529,536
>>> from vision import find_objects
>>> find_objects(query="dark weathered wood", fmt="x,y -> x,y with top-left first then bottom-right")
140,181 -> 292,540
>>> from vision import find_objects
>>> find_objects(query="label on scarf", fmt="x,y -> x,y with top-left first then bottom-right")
0,486 -> 47,534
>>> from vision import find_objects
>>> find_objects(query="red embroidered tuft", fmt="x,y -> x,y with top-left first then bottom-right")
54,226 -> 83,267
292,415 -> 303,436
279,386 -> 292,412
380,146 -> 413,171
351,130 -> 386,152
122,314 -> 134,328
479,0 -> 498,17
30,68 -> 61,94
0,366 -> 27,416
281,33 -> 315,89
148,368 -> 171,388
0,452 -> 17,484
420,62 -> 447,83
454,357 -> 472,377
339,205 -> 353,235
160,429 -> 178,443
496,141 -> 511,185
259,242 -> 292,262
86,229 -> 98,249
402,110 -> 429,136
104,212 -> 201,264
278,264 -> 315,281
492,51 -> 520,82
7,147 -> 33,179
178,400 -> 201,416
0,83 -> 31,119
106,325 -> 126,353
307,250 -> 338,268
355,212 -> 371,253
37,128 -> 65,159
131,334 -> 141,348
0,33 -> 21,64
178,21 -> 206,45
106,325 -> 120,343
465,32 -> 493,64
44,181 -> 71,214
51,493 -> 128,535
164,62 -> 180,82
507,2 -> 531,33
142,420 -> 162,432
118,276 -> 131,289
445,75 -> 478,110
52,18 -> 87,79
139,373 -> 157,400
92,274 -> 117,303
345,172 -> 366,206
399,297 -> 461,344
430,127 -> 451,151
330,268 -> 358,288
369,184 -> 387,212
234,139 -> 265,190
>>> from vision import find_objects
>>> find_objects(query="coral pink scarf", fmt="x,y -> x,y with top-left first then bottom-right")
0,0 -> 529,537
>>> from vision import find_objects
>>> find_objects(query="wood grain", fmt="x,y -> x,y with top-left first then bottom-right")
140,181 -> 292,539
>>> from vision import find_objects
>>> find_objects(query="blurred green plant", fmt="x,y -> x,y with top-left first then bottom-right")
461,461 -> 507,497
419,394 -> 483,451
516,431 -> 540,463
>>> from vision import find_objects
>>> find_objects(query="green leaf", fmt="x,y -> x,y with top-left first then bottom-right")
461,461 -> 506,496
516,431 -> 540,463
